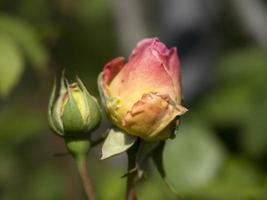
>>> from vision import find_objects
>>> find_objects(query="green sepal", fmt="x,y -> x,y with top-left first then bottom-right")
51,75 -> 67,134
121,141 -> 140,178
121,140 -> 159,180
171,117 -> 182,139
152,141 -> 166,178
77,76 -> 101,131
152,141 -> 180,196
101,128 -> 137,160
60,70 -> 67,96
85,92 -> 101,131
135,140 -> 159,179
48,78 -> 63,135
62,81 -> 86,135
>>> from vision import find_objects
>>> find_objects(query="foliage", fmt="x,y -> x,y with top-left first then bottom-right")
0,14 -> 48,97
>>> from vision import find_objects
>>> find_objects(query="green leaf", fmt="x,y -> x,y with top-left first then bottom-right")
217,47 -> 267,85
0,33 -> 24,97
0,104 -> 45,145
164,123 -> 226,192
0,14 -> 48,70
192,158 -> 265,199
25,164 -> 65,200
101,128 -> 137,160
136,173 -> 174,200
72,0 -> 109,23
241,100 -> 267,157
199,46 -> 267,127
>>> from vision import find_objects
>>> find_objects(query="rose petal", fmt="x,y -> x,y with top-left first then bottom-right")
108,42 -> 178,116
167,47 -> 182,103
129,38 -> 159,61
102,57 -> 125,91
121,93 -> 186,141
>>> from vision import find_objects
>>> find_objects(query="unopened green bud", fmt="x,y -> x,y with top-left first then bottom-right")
48,74 -> 101,136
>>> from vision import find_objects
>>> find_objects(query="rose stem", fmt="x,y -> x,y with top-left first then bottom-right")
126,151 -> 137,200
75,154 -> 96,200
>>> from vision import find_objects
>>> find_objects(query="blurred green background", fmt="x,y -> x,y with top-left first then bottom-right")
1,0 -> 267,199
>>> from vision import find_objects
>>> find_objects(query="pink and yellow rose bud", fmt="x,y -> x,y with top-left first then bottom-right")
98,38 -> 187,141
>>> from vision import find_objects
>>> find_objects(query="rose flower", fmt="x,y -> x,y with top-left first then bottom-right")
99,38 -> 187,141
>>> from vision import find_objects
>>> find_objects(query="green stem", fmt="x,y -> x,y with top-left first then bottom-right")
75,155 -> 96,200
65,138 -> 96,200
126,151 -> 137,200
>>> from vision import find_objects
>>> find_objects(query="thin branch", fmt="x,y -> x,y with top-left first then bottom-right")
126,151 -> 137,200
126,172 -> 137,200
76,156 -> 96,200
